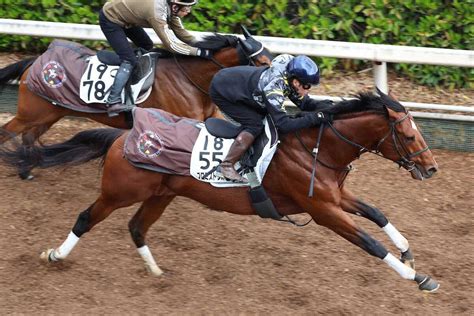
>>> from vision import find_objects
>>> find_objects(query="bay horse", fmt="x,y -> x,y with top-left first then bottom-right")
0,28 -> 272,179
0,91 -> 440,292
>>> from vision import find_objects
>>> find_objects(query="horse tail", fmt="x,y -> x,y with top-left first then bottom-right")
0,128 -> 124,175
0,57 -> 37,84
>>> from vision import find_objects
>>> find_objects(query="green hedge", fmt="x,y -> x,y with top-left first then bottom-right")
0,0 -> 472,88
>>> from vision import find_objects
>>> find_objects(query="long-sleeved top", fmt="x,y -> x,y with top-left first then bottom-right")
103,0 -> 199,56
210,54 -> 323,134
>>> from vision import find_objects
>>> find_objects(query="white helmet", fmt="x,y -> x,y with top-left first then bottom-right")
169,0 -> 198,5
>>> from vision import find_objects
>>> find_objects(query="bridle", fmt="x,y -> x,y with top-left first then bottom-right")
298,111 -> 430,197
172,41 -> 268,95
304,111 -> 430,171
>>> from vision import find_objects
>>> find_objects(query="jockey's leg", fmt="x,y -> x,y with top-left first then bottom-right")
106,61 -> 134,116
215,130 -> 255,183
309,204 -> 439,292
128,195 -> 176,276
99,9 -> 136,116
340,188 -> 415,268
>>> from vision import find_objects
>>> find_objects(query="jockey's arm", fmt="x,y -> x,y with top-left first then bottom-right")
168,16 -> 199,46
149,18 -> 199,56
263,80 -> 315,134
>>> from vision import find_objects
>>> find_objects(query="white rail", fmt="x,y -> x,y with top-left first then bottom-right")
0,18 -> 472,121
284,96 -> 474,122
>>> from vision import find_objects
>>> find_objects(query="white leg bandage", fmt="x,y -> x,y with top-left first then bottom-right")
383,223 -> 409,252
137,245 -> 163,276
383,253 -> 415,280
52,231 -> 80,260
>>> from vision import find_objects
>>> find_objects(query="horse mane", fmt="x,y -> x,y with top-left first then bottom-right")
194,34 -> 239,50
325,91 -> 407,118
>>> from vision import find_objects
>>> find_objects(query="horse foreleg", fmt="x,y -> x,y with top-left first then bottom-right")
40,196 -> 120,263
310,204 -> 439,292
128,195 -> 176,276
340,188 -> 415,269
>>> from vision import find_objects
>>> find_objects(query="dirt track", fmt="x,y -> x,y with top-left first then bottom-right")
0,118 -> 472,314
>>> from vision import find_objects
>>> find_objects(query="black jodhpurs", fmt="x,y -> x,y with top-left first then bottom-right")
210,89 -> 265,137
99,9 -> 153,66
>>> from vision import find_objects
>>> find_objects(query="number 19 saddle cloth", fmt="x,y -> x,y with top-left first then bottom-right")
124,108 -> 278,187
26,40 -> 156,113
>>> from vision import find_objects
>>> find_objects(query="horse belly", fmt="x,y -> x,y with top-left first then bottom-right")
166,177 -> 255,215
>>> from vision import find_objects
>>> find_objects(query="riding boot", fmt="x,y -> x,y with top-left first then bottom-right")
215,131 -> 255,183
106,61 -> 134,117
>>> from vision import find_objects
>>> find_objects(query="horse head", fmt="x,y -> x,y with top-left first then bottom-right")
236,25 -> 273,66
317,90 -> 438,181
195,27 -> 273,67
376,91 -> 438,180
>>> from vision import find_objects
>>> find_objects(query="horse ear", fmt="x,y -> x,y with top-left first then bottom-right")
241,25 -> 253,39
238,38 -> 253,54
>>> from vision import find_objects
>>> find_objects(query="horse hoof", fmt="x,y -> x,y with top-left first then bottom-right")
40,249 -> 55,263
415,273 -> 440,293
19,172 -> 34,180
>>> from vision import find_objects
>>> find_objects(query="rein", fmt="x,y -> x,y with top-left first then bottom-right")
173,54 -> 222,96
172,42 -> 264,96
326,112 -> 430,170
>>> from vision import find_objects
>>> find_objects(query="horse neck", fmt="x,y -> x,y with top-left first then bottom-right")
177,57 -> 223,92
284,112 -> 390,170
326,112 -> 390,165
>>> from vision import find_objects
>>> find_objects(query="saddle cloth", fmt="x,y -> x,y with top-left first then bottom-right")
123,108 -> 279,187
27,40 -> 155,113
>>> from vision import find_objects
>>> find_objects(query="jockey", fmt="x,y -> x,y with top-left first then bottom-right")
99,0 -> 210,116
210,54 -> 332,183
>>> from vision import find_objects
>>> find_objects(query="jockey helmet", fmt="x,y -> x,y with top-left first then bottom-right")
169,0 -> 198,5
287,55 -> 320,86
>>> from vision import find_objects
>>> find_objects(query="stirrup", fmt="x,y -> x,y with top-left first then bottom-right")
106,103 -> 133,117
215,164 -> 247,183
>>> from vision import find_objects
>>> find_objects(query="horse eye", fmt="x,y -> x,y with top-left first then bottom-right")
405,136 -> 415,143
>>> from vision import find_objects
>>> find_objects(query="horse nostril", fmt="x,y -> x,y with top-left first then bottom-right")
428,167 -> 438,175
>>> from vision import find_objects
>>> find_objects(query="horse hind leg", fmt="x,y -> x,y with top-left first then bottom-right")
128,195 -> 176,276
340,189 -> 415,269
0,116 -> 29,144
311,206 -> 439,292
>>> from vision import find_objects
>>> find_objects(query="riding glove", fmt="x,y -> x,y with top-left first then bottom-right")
310,112 -> 332,126
197,48 -> 212,59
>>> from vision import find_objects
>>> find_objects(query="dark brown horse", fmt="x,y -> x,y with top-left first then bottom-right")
0,29 -> 272,178
0,91 -> 440,292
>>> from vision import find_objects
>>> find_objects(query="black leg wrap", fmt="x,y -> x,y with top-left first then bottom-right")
249,186 -> 282,220
72,206 -> 93,237
358,231 -> 389,259
356,200 -> 389,228
128,220 -> 145,248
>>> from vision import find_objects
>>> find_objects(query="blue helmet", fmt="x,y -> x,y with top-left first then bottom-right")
287,55 -> 320,85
